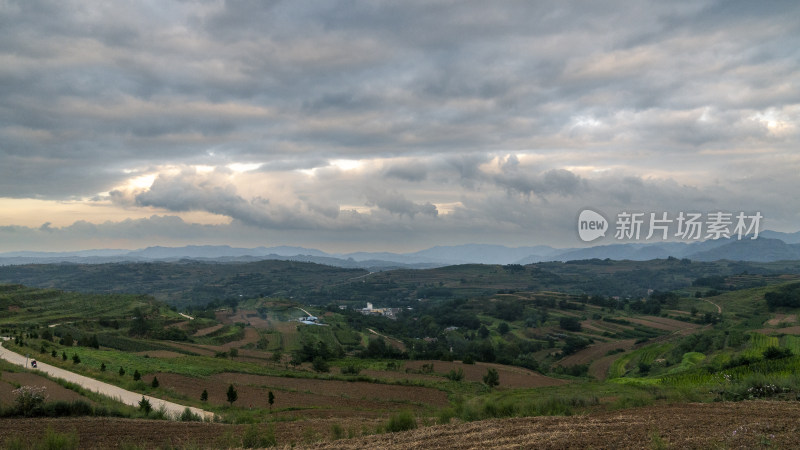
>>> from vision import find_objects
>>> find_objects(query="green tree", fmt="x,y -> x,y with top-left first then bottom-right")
72,354 -> 80,364
61,351 -> 67,361
100,362 -> 106,372
130,307 -> 150,337
201,389 -> 208,402
133,370 -> 141,381
226,384 -> 238,406
497,322 -> 510,335
119,366 -> 125,376
61,333 -> 74,347
139,396 -> 152,415
483,368 -> 499,388
312,356 -> 330,373
268,390 -> 275,411
151,376 -> 159,388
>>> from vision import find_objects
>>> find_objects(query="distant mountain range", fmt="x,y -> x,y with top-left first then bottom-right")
2,230 -> 800,269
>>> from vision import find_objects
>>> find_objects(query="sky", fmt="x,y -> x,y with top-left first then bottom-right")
1,0 -> 799,253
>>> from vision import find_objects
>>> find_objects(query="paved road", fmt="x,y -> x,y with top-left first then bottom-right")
0,339 -> 214,421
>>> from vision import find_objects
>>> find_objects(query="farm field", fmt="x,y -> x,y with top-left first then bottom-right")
304,401 -> 800,449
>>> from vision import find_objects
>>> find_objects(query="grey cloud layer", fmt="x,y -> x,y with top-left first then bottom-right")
1,0 -> 798,249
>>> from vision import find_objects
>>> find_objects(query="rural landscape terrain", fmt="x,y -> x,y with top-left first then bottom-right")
2,255 -> 800,447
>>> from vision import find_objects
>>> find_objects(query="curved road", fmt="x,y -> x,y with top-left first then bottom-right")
0,339 -> 214,421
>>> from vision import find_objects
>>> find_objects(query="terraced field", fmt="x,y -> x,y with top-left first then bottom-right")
304,401 -> 800,449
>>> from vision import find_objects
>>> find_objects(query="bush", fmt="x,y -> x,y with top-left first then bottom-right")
180,407 -> 202,422
40,427 -> 79,450
340,364 -> 360,375
483,368 -> 499,388
51,400 -> 93,417
763,346 -> 792,360
312,357 -> 330,373
445,368 -> 464,381
385,411 -> 417,433
13,386 -> 47,417
241,423 -> 277,448
330,423 -> 345,440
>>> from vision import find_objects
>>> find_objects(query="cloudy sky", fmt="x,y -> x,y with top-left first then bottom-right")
1,0 -> 798,253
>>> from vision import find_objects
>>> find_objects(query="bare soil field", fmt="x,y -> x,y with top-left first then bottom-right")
146,372 -> 448,416
625,315 -> 699,332
767,313 -> 798,326
403,361 -> 567,389
2,401 -> 798,448
0,371 -> 87,404
359,368 -> 441,382
755,326 -> 800,335
0,416 -> 390,448
160,341 -> 217,356
134,350 -> 184,358
305,401 -> 800,449
557,338 -> 636,367
219,327 -> 261,350
192,324 -> 223,337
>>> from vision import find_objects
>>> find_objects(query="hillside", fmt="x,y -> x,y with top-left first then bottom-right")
3,258 -> 800,308
3,265 -> 800,447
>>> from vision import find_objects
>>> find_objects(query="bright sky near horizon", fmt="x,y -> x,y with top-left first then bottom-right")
1,1 -> 798,253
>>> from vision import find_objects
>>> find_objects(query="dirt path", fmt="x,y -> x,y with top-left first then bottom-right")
702,298 -> 722,314
0,340 -> 214,421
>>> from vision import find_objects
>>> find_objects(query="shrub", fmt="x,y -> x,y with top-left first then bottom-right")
180,407 -> 202,422
133,370 -> 141,381
340,364 -> 360,375
483,368 -> 500,388
241,423 -> 276,448
151,376 -> 159,388
385,411 -> 416,433
312,357 -> 330,373
330,423 -> 345,440
13,386 -> 47,417
763,346 -> 792,360
445,368 -> 465,381
39,427 -> 79,450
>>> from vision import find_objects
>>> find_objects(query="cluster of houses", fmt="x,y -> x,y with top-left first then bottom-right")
358,302 -> 402,320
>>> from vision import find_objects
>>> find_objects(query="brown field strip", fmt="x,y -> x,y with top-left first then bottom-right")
304,401 -> 800,449
144,372 -> 448,416
403,361 -> 567,389
0,371 -> 87,404
557,338 -> 636,368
